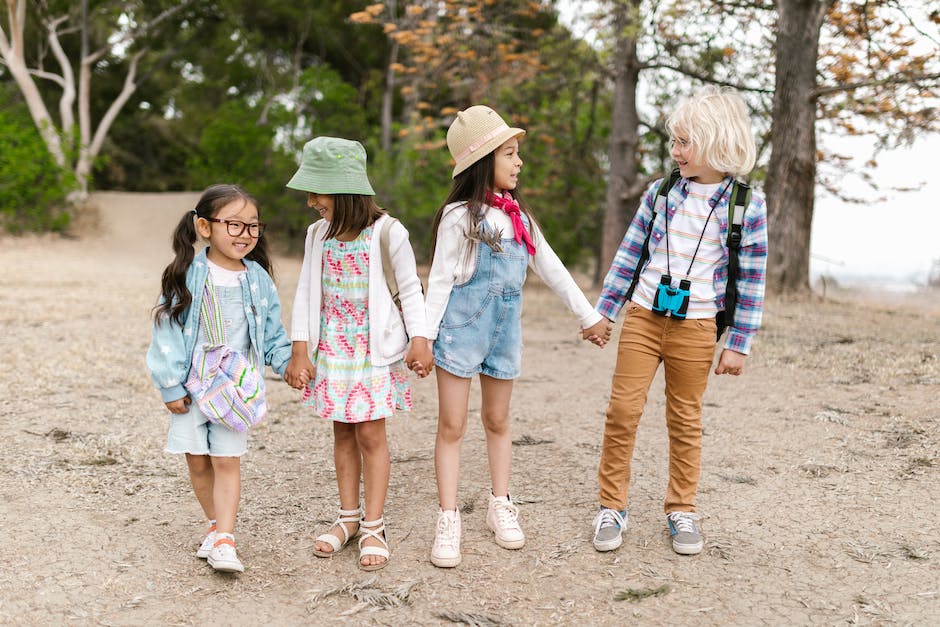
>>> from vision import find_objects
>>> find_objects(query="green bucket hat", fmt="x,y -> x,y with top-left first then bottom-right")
286,136 -> 375,195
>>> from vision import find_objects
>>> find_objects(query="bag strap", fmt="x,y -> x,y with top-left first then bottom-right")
199,272 -> 226,347
379,216 -> 400,308
624,168 -> 681,301
718,180 -> 751,337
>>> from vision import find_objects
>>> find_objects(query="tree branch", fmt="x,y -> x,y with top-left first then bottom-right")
87,48 -> 146,161
813,72 -> 940,98
45,13 -> 76,139
87,0 -> 195,62
26,67 -> 65,86
640,61 -> 774,93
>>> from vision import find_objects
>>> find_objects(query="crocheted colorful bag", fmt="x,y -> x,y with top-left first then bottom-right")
184,275 -> 267,432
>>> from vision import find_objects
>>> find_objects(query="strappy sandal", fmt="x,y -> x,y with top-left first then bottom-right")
312,506 -> 361,557
358,517 -> 390,571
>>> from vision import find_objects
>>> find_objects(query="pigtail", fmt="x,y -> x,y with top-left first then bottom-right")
153,183 -> 268,325
154,211 -> 198,325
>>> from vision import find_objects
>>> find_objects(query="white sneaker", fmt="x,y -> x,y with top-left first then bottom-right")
430,509 -> 462,568
486,494 -> 525,549
196,527 -> 217,559
207,534 -> 244,573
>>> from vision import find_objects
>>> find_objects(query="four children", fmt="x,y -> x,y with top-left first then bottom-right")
147,88 -> 767,572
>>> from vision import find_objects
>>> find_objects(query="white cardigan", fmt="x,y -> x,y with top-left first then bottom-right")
291,215 -> 428,366
425,202 -> 603,340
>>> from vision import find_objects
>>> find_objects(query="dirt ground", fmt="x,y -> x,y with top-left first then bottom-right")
1,192 -> 938,625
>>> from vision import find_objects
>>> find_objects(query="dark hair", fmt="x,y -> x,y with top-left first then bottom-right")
429,152 -> 539,259
153,184 -> 274,325
321,194 -> 386,241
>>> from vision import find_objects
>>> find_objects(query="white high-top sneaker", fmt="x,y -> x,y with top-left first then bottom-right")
430,508 -> 462,568
486,494 -> 525,549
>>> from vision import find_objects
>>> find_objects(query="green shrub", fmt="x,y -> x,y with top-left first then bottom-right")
0,93 -> 75,233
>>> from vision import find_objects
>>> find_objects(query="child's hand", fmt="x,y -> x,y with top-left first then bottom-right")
165,396 -> 191,414
285,354 -> 316,389
581,318 -> 613,348
714,349 -> 746,376
405,337 -> 434,379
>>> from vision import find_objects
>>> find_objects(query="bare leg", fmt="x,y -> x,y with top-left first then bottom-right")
186,453 -> 215,521
434,369 -> 472,510
356,419 -> 390,567
314,422 -> 361,553
479,375 -> 514,497
209,456 -> 241,535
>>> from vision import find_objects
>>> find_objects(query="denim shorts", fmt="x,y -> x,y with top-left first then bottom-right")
165,401 -> 248,457
434,221 -> 528,380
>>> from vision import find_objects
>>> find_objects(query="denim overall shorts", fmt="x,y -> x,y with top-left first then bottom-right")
166,283 -> 251,457
433,217 -> 529,380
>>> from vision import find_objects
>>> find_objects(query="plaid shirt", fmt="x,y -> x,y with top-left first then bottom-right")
596,176 -> 768,354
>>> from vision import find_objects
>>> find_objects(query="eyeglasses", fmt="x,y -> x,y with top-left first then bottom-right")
203,217 -> 266,238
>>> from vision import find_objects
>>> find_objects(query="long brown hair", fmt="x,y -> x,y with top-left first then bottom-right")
154,184 -> 274,325
321,194 -> 386,241
429,152 -> 539,259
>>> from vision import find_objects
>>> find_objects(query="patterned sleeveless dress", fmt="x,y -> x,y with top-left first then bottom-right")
303,226 -> 411,422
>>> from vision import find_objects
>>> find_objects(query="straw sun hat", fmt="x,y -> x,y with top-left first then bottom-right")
286,136 -> 376,196
446,105 -> 525,178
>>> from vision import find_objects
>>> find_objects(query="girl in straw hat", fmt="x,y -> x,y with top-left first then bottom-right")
424,106 -> 612,567
283,136 -> 432,571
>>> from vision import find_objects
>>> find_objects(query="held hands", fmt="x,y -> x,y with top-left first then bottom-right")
165,396 -> 191,414
284,354 -> 316,390
581,318 -> 613,348
714,349 -> 746,376
405,337 -> 434,378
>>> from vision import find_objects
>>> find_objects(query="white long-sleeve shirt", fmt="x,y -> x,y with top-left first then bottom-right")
291,215 -> 428,366
425,201 -> 603,340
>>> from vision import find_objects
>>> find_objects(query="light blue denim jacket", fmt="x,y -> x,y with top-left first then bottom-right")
146,249 -> 292,403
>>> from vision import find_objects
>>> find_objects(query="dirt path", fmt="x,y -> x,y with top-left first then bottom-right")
1,192 -> 937,624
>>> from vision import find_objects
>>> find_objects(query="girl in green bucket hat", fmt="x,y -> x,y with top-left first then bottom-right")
283,136 -> 433,571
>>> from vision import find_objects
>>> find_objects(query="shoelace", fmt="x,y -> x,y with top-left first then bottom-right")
492,500 -> 520,530
668,512 -> 700,534
436,514 -> 459,549
594,509 -> 625,534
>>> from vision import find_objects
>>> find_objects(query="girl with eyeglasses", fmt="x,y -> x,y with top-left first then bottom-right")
146,184 -> 293,573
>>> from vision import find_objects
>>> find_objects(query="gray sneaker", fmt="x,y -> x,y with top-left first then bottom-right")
666,511 -> 703,555
592,508 -> 626,552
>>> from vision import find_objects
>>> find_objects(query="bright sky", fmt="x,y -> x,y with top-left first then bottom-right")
556,2 -> 939,287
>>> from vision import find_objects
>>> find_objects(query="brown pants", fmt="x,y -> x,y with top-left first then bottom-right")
598,303 -> 717,513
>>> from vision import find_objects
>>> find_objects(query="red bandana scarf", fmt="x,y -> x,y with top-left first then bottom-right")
485,191 -> 536,255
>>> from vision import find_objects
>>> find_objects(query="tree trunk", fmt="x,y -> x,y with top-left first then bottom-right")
0,1 -> 66,167
765,0 -> 833,293
596,0 -> 642,285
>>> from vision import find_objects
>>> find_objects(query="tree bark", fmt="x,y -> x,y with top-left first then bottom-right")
765,0 -> 833,293
596,0 -> 642,285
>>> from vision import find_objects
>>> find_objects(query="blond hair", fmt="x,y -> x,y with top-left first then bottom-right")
666,86 -> 756,178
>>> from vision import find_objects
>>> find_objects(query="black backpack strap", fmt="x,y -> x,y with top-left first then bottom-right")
624,168 -> 681,301
716,180 -> 751,339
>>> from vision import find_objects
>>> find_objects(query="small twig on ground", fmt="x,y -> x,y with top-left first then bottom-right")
615,585 -> 671,602
436,610 -> 506,626
512,434 -> 554,446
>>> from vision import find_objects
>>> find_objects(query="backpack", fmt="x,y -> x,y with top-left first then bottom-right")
623,168 -> 751,340
184,274 -> 267,432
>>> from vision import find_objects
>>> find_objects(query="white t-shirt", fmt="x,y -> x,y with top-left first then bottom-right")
207,257 -> 246,287
633,181 -> 724,319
